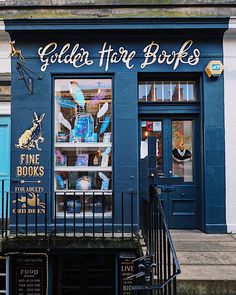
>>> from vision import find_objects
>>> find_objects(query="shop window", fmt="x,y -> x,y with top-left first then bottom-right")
54,78 -> 112,216
55,253 -> 115,295
0,81 -> 11,102
139,80 -> 196,102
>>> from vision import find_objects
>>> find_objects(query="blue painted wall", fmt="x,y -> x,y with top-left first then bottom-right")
0,116 -> 10,218
6,19 -> 228,232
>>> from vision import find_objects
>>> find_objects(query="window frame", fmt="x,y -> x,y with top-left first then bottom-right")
52,75 -> 114,217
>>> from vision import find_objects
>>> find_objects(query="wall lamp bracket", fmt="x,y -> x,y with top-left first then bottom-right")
16,62 -> 43,95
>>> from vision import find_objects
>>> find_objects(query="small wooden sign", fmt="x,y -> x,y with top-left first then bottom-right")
12,253 -> 47,295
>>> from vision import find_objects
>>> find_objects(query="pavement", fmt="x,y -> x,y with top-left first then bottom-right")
171,230 -> 236,295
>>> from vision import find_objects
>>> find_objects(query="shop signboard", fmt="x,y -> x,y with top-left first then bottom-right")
11,253 -> 48,295
119,252 -> 136,295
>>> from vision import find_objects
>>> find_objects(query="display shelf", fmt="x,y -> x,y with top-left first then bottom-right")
56,212 -> 112,218
55,142 -> 112,148
54,78 -> 112,194
55,190 -> 112,195
55,166 -> 112,172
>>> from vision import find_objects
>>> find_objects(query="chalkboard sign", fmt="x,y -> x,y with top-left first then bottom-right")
119,252 -> 136,295
12,254 -> 47,295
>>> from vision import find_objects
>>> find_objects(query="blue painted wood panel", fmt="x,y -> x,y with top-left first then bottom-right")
0,116 -> 10,218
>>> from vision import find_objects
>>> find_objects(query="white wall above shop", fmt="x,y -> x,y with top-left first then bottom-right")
0,20 -> 10,74
224,18 -> 236,233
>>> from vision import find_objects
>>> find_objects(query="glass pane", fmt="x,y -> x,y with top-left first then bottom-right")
187,81 -> 196,101
141,120 -> 163,172
138,82 -> 147,101
139,80 -> 196,102
0,276 -> 5,291
163,82 -> 171,101
0,259 -> 6,273
172,121 -> 193,182
0,83 -> 11,102
54,78 -> 112,215
155,82 -> 163,101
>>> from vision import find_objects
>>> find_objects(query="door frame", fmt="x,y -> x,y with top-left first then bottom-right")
139,111 -> 202,229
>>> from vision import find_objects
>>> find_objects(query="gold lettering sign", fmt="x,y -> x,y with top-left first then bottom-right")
38,40 -> 201,72
14,112 -> 46,214
16,166 -> 44,177
12,192 -> 46,214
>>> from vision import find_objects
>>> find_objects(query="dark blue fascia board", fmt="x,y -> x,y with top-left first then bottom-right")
4,17 -> 229,33
138,103 -> 200,115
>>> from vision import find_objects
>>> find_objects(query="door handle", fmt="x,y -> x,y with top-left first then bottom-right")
180,193 -> 186,197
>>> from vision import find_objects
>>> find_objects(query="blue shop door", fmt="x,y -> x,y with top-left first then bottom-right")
140,117 -> 200,229
0,116 -> 10,219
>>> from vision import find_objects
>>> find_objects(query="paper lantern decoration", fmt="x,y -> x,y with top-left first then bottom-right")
99,116 -> 110,135
58,112 -> 72,131
56,95 -> 76,109
70,82 -> 85,108
97,102 -> 108,118
90,89 -> 106,106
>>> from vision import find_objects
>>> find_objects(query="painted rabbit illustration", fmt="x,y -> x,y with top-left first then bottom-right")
15,112 -> 45,151
12,192 -> 45,209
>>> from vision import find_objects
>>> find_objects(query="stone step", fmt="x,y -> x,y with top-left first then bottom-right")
177,251 -> 236,265
174,241 -> 236,252
177,265 -> 236,281
177,280 -> 236,295
171,230 -> 236,295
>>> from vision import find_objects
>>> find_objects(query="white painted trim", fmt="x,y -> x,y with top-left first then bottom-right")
0,20 -> 5,32
6,257 -> 9,295
227,224 -> 236,234
0,21 -> 11,73
0,102 -> 10,115
224,18 -> 236,233
0,21 -> 10,41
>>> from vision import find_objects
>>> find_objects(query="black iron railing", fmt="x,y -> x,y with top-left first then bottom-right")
139,185 -> 181,294
0,180 -> 137,239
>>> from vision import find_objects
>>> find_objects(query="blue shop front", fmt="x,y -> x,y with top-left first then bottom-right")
5,18 -> 227,294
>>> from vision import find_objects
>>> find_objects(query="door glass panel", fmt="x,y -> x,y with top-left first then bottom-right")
141,120 -> 163,172
172,120 -> 193,182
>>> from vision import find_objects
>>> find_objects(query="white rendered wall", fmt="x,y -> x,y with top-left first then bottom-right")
224,18 -> 236,233
0,20 -> 10,115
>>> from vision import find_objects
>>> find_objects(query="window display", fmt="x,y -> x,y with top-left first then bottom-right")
54,78 -> 112,215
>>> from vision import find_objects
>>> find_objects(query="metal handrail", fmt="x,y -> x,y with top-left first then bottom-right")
153,186 -> 181,276
139,185 -> 181,294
